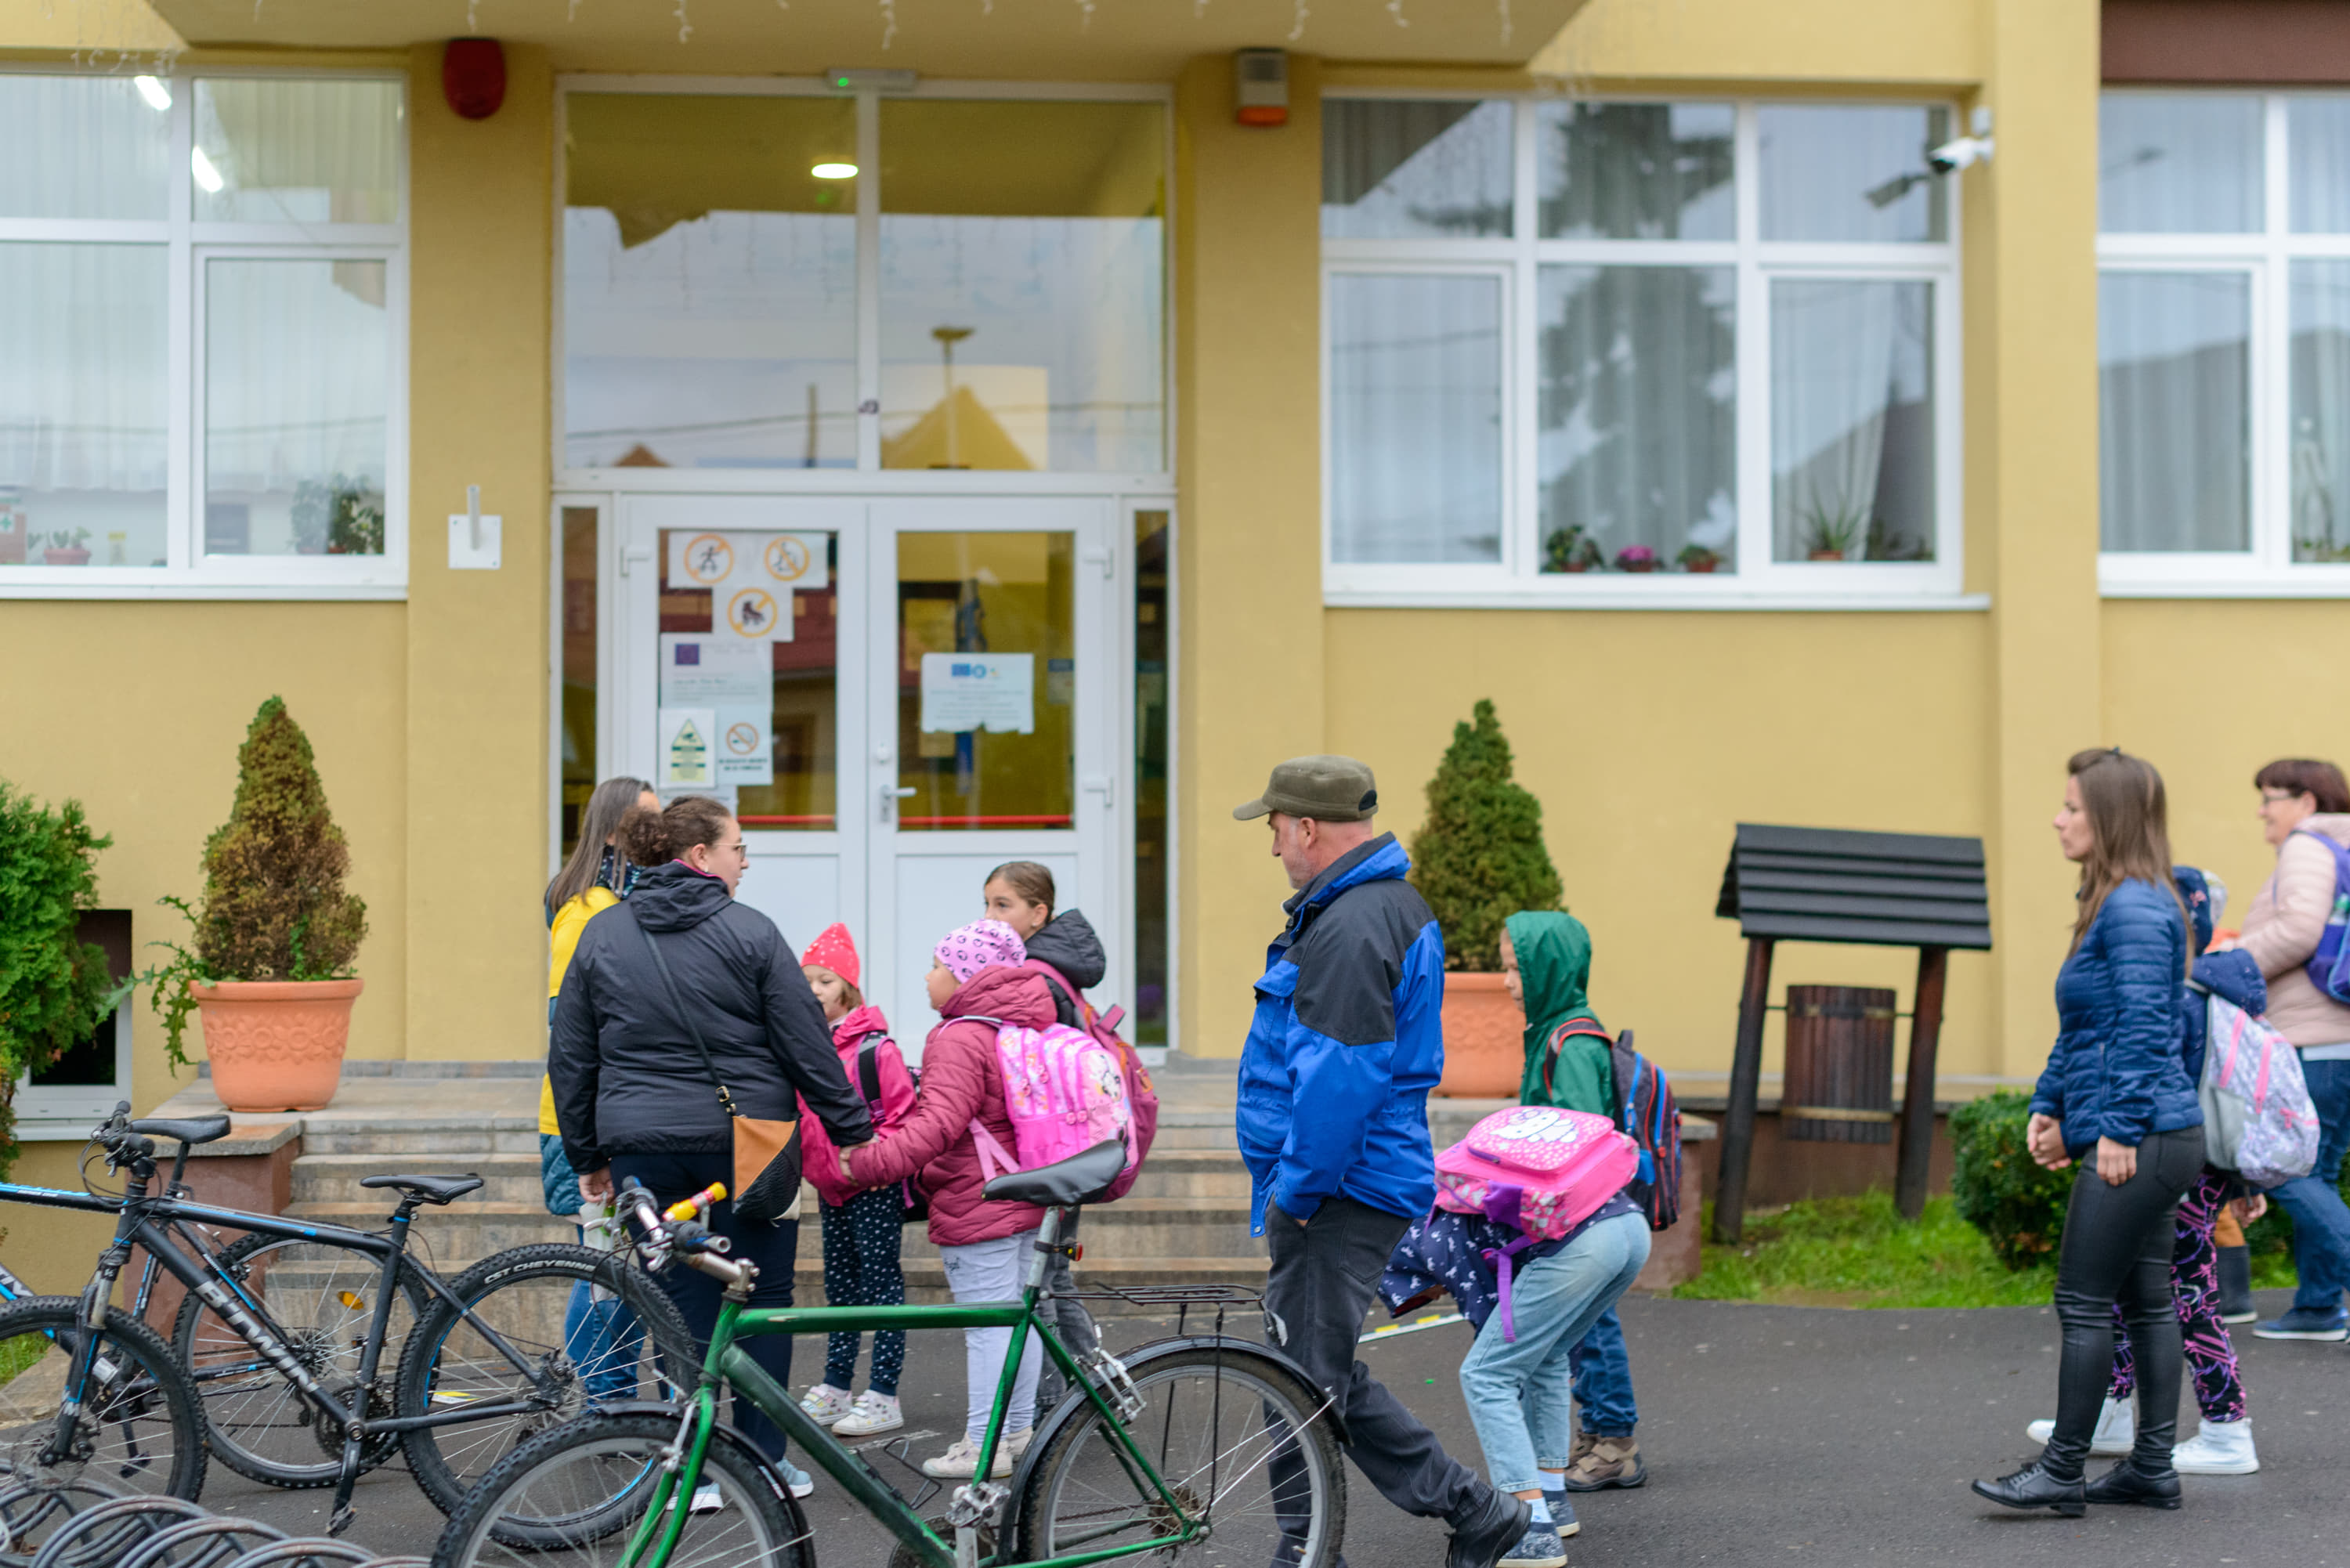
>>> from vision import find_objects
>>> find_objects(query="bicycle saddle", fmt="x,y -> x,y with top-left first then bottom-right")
981,1136 -> 1128,1209
132,1115 -> 233,1147
360,1172 -> 484,1205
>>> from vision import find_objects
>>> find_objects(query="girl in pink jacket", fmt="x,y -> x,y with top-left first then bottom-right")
796,924 -> 917,1438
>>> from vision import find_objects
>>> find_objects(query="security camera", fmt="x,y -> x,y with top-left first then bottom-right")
1928,135 -> 1994,175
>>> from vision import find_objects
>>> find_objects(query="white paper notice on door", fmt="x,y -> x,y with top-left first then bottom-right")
714,704 -> 773,787
660,634 -> 768,707
658,707 -> 717,788
919,652 -> 1035,734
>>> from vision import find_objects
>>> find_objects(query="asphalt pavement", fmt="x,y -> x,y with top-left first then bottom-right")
206,1286 -> 2350,1566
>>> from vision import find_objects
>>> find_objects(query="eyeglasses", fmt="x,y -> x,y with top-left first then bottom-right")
2260,791 -> 2302,806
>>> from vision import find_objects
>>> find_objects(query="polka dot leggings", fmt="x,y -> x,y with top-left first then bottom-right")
820,1186 -> 906,1396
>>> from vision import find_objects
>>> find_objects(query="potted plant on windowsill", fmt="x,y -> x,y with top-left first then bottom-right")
38,529 -> 92,567
1411,699 -> 1564,1098
1803,504 -> 1866,562
1543,525 -> 1603,574
0,786 -> 117,1179
1677,544 -> 1723,574
1614,544 -> 1660,574
140,697 -> 369,1113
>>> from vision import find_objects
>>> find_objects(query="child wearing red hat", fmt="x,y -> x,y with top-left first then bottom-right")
796,923 -> 916,1438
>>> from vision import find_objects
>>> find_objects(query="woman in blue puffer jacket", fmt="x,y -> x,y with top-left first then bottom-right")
1974,748 -> 2205,1519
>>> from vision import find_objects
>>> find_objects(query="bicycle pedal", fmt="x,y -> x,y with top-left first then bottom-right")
327,1508 -> 356,1536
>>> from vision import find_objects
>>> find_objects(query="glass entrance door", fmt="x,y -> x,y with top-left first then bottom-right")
613,494 -> 1117,1057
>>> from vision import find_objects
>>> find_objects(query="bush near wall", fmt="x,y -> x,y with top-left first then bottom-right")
1950,1089 -> 2073,1271
0,786 -> 114,1176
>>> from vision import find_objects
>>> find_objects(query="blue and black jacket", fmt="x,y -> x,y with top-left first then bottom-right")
2030,876 -> 2204,1158
1237,833 -> 1444,1233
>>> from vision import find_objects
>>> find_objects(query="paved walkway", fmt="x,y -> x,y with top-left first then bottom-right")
210,1287 -> 2350,1566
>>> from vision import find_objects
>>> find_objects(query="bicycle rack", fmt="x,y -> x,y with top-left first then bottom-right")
0,1463 -> 438,1568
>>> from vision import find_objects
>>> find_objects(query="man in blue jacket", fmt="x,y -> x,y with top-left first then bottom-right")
1236,756 -> 1530,1568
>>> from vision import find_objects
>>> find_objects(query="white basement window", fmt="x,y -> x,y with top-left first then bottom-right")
1321,96 -> 1967,608
0,70 -> 407,600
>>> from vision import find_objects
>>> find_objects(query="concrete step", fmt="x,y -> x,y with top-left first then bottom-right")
1119,1149 -> 1250,1199
280,1201 -> 576,1265
298,1122 -> 539,1157
291,1152 -> 544,1208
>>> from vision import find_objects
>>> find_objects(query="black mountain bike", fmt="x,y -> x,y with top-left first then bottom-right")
0,1104 -> 696,1535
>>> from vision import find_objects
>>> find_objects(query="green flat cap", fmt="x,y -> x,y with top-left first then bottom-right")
1232,755 -> 1379,822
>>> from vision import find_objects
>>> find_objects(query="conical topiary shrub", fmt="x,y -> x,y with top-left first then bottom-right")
1409,699 -> 1563,972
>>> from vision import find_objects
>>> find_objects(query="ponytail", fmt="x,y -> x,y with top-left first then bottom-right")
622,795 -> 734,867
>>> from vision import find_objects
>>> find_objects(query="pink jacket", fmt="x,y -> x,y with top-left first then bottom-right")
800,1004 -> 916,1209
2240,814 -> 2350,1047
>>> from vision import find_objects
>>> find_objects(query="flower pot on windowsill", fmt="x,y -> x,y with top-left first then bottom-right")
1683,561 -> 1719,573
41,547 -> 90,566
193,977 -> 362,1112
1618,562 -> 1660,573
1808,549 -> 1846,562
1436,970 -> 1522,1097
1560,562 -> 1594,574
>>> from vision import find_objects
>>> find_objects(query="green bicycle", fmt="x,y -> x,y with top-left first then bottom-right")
429,1138 -> 1347,1568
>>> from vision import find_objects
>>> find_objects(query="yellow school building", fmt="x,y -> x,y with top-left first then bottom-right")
2,0 -> 2345,1223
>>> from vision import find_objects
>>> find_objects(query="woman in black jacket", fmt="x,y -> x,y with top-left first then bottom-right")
1974,750 -> 2204,1516
551,795 -> 873,1487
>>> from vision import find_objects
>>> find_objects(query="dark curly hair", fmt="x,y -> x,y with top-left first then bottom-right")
621,795 -> 735,867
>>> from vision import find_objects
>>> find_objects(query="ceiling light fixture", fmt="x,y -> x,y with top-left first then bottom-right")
190,146 -> 225,193
812,162 -> 858,179
132,75 -> 172,112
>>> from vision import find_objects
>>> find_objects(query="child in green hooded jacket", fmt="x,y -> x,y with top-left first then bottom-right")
1500,911 -> 1650,1495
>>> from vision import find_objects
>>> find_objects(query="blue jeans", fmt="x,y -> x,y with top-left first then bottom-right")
2276,1056 -> 2350,1313
1566,1306 -> 1638,1437
562,1229 -> 645,1402
1459,1213 -> 1650,1496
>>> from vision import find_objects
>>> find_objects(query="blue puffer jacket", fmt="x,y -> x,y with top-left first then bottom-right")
2030,878 -> 2204,1157
1238,833 -> 1444,1232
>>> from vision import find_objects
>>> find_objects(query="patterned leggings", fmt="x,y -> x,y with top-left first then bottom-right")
2107,1169 -> 2245,1423
820,1187 -> 907,1396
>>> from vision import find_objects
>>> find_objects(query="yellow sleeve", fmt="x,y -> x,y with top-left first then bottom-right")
548,886 -> 622,999
539,1074 -> 561,1136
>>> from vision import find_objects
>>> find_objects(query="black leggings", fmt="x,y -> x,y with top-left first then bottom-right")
2044,1125 -> 2207,1479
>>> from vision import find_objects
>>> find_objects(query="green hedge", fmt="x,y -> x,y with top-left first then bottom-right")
1950,1089 -> 2073,1271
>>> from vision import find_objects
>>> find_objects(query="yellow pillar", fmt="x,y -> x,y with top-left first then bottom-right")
403,45 -> 555,1060
1980,0 -> 2103,1077
1173,54 -> 1328,1057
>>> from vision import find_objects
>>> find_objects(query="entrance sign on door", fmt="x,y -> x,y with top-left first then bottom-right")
715,706 -> 774,787
919,652 -> 1035,734
659,706 -> 717,787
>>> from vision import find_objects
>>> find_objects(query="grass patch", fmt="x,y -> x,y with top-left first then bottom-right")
1672,1192 -> 2057,1309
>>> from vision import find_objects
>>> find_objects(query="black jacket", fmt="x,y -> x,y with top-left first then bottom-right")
1024,909 -> 1107,1028
548,862 -> 872,1175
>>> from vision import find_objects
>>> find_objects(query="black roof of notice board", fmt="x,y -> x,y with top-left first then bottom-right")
1716,824 -> 1994,951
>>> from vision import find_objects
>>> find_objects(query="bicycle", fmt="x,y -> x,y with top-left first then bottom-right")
432,1136 -> 1347,1568
0,1104 -> 699,1535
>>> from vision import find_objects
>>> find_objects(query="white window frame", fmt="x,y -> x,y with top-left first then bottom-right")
2099,89 -> 2350,598
1321,93 -> 1969,610
0,65 -> 410,602
17,989 -> 132,1141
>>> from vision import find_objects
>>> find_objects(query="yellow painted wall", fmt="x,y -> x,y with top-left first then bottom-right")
1532,0 -> 1983,85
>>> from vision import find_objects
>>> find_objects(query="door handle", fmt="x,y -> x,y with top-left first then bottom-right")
879,784 -> 916,823
1079,547 -> 1113,581
1080,774 -> 1115,810
620,547 -> 653,576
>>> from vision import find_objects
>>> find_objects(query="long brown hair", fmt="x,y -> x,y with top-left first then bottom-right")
545,776 -> 653,915
622,795 -> 735,867
2066,748 -> 2189,970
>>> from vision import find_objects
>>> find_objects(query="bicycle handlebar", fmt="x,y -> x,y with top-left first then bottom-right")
614,1177 -> 753,1287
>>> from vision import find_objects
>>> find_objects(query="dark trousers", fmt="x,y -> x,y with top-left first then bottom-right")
820,1187 -> 907,1397
610,1151 -> 801,1462
2044,1125 -> 2206,1479
1264,1196 -> 1487,1531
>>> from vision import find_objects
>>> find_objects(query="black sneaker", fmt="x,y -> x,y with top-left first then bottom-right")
1447,1490 -> 1533,1568
2216,1245 -> 2255,1324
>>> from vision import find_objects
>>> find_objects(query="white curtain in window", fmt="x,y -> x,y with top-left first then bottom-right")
0,244 -> 168,491
205,259 -> 388,493
2293,261 -> 2350,560
0,75 -> 168,220
2099,270 -> 2249,552
1771,280 -> 1924,559
2098,95 -> 2261,234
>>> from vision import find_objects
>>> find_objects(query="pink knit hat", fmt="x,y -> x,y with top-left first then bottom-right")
799,923 -> 860,988
935,919 -> 1026,985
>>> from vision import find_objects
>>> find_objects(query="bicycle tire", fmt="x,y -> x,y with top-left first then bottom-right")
396,1244 -> 700,1518
170,1231 -> 429,1489
1014,1343 -> 1347,1568
428,1411 -> 810,1568
0,1298 -> 206,1505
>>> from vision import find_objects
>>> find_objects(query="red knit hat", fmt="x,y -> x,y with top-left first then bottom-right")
800,922 -> 860,988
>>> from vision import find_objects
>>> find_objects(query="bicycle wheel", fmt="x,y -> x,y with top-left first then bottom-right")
428,1411 -> 809,1568
171,1232 -> 428,1488
1015,1345 -> 1346,1568
396,1245 -> 699,1518
0,1298 -> 205,1503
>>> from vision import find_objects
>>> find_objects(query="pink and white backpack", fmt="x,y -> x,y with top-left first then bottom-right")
1434,1106 -> 1639,1241
964,1017 -> 1139,1197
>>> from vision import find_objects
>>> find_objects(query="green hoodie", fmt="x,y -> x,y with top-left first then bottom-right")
1506,910 -> 1611,1114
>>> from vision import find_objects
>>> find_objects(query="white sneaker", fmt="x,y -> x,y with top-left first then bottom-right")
1008,1427 -> 1033,1461
2025,1395 -> 2134,1454
921,1438 -> 1010,1479
2171,1417 -> 2259,1476
834,1391 -> 904,1437
798,1384 -> 855,1426
689,1483 -> 725,1514
779,1460 -> 815,1499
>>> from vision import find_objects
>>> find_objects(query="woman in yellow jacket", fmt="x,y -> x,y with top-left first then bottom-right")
543,776 -> 656,1397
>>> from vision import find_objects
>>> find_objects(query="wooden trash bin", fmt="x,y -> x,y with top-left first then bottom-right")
1781,985 -> 1896,1143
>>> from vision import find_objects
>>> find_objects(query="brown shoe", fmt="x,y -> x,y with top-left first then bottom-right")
1567,1430 -> 1598,1468
1560,1435 -> 1645,1492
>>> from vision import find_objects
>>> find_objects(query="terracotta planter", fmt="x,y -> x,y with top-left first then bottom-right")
41,547 -> 90,566
1807,549 -> 1846,562
1560,562 -> 1593,573
193,977 -> 362,1112
1682,559 -> 1719,574
1616,560 -> 1660,573
1436,970 -> 1523,1098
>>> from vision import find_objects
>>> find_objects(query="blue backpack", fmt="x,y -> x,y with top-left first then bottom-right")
2294,829 -> 2350,1006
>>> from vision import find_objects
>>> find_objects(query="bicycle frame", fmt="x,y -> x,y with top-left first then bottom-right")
631,1208 -> 1195,1568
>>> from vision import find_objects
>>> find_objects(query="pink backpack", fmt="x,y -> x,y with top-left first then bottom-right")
1025,959 -> 1159,1201
1434,1106 -> 1639,1241
964,1017 -> 1139,1198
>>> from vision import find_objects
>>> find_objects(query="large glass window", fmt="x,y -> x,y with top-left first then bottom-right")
1324,96 -> 1958,595
0,70 -> 406,593
2099,92 -> 2350,578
